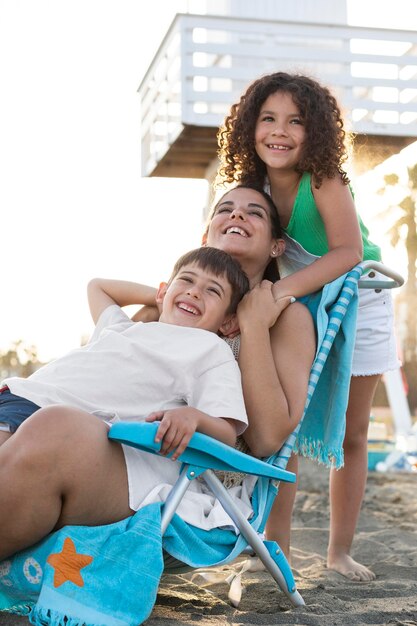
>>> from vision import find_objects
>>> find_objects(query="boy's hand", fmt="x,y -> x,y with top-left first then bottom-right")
220,326 -> 240,339
146,408 -> 200,460
219,315 -> 240,339
131,304 -> 160,323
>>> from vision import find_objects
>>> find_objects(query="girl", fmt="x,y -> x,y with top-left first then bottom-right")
216,72 -> 400,582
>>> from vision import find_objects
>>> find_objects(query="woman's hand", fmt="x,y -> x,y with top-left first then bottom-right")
237,280 -> 295,333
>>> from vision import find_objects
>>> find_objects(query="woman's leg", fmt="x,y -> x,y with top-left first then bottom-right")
327,374 -> 380,581
0,405 -> 133,560
265,453 -> 298,559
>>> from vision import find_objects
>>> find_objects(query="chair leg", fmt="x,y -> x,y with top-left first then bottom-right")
202,470 -> 305,607
261,540 -> 305,607
161,465 -> 193,534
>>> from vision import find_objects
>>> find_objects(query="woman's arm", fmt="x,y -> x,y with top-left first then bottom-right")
238,286 -> 315,457
273,177 -> 363,299
87,278 -> 159,324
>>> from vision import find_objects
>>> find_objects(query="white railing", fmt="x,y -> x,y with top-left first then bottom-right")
138,13 -> 417,176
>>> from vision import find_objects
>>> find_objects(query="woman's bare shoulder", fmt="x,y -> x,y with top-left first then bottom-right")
271,300 -> 315,351
275,300 -> 314,330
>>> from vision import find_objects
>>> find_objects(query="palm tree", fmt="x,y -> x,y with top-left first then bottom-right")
379,165 -> 417,408
0,340 -> 43,380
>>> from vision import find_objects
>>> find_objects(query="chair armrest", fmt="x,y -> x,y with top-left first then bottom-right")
108,422 -> 296,484
358,261 -> 404,289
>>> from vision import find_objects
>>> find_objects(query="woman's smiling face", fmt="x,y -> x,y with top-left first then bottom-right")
206,187 -> 280,276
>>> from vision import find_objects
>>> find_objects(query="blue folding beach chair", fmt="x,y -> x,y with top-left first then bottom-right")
109,261 -> 404,609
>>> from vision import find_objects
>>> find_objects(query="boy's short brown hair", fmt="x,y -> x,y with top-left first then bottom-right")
170,247 -> 250,314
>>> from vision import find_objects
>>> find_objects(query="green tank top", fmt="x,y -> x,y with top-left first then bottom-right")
285,172 -> 381,261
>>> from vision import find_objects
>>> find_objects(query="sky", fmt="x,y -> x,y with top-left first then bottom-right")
1,0 -> 416,362
0,0 -> 207,361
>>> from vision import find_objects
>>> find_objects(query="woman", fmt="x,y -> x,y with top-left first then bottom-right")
204,186 -> 315,458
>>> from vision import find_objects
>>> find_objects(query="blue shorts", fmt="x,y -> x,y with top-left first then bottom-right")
0,387 -> 40,433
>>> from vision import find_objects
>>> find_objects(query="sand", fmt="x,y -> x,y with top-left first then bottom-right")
1,458 -> 416,626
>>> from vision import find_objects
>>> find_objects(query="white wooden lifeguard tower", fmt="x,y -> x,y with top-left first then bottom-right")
138,0 -> 417,183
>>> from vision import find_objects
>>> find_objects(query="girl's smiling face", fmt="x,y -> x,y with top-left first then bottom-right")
255,91 -> 306,172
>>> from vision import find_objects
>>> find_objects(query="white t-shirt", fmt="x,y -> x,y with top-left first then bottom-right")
5,305 -> 247,433
5,305 -> 251,530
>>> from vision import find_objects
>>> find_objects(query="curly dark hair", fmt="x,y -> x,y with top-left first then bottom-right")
216,72 -> 351,189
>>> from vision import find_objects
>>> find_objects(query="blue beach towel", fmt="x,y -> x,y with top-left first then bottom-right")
0,505 -> 164,626
278,236 -> 360,468
295,270 -> 359,468
0,503 -> 254,626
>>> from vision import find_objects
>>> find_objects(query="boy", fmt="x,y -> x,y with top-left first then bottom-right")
0,247 -> 250,559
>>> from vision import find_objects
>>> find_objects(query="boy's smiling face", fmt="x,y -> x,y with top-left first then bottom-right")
157,263 -> 234,333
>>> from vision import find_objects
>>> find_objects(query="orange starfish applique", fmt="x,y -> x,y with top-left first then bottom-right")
47,537 -> 93,588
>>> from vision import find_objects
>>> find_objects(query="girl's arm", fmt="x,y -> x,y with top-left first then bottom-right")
237,285 -> 315,458
87,278 -> 158,324
273,177 -> 363,299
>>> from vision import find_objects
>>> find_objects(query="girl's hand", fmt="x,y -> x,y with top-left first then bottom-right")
146,408 -> 199,461
237,280 -> 295,332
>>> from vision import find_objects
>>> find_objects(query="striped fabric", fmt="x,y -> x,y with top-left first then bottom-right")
247,266 -> 363,536
273,265 -> 363,471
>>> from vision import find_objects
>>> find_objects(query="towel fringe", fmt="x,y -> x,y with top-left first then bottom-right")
1,602 -> 32,616
294,435 -> 344,469
30,606 -> 89,626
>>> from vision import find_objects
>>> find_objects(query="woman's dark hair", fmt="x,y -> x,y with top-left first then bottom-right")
217,72 -> 351,190
170,246 -> 250,314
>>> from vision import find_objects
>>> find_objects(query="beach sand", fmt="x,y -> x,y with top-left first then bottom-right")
1,457 -> 416,626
